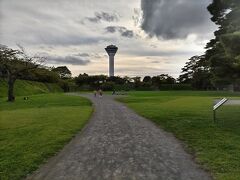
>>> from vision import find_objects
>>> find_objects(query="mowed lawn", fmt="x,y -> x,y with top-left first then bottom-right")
118,91 -> 240,180
0,94 -> 92,180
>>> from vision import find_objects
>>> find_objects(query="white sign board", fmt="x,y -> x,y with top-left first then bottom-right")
213,98 -> 228,111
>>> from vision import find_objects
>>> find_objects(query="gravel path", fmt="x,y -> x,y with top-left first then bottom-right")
27,94 -> 211,180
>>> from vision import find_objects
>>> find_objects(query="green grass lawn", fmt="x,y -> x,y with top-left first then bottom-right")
118,91 -> 240,180
0,93 -> 92,180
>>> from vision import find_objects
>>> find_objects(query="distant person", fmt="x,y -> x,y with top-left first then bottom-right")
99,89 -> 103,97
112,90 -> 116,95
94,90 -> 97,97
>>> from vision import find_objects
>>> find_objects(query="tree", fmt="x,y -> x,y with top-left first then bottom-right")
75,73 -> 89,86
0,45 -> 44,102
158,74 -> 176,84
131,76 -> 141,88
205,0 -> 240,89
179,56 -> 203,83
178,55 -> 212,90
107,76 -> 126,84
75,74 -> 108,89
31,68 -> 60,83
143,76 -> 151,83
0,65 -> 7,78
123,76 -> 131,84
52,66 -> 72,79
151,74 -> 176,89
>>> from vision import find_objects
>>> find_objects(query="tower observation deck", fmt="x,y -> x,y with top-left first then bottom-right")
105,45 -> 118,77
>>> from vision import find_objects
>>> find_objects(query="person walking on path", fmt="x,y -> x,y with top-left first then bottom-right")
93,90 -> 97,97
112,89 -> 116,95
99,89 -> 103,97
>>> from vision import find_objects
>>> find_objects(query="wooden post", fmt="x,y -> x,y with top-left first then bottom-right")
213,98 -> 228,123
213,110 -> 216,123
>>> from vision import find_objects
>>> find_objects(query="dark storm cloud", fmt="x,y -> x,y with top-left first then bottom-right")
84,11 -> 119,23
105,26 -> 134,38
105,26 -> 117,33
46,55 -> 90,65
121,30 -> 134,38
141,0 -> 214,39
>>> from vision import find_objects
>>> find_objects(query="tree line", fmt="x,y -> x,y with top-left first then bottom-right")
74,73 -> 190,91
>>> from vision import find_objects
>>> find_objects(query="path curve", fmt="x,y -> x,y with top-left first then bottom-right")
27,93 -> 211,180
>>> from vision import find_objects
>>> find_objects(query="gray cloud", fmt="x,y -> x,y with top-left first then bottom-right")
46,55 -> 90,65
116,66 -> 173,77
84,11 -> 119,23
105,26 -> 134,38
31,33 -> 110,46
141,0 -> 214,39
14,27 -> 111,46
0,1 -> 112,47
75,53 -> 90,57
74,52 -> 106,59
132,8 -> 142,27
93,53 -> 107,59
124,48 -> 199,57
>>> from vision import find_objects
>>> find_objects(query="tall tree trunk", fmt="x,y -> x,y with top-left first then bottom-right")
7,75 -> 16,102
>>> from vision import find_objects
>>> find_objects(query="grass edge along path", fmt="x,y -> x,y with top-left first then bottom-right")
0,93 -> 93,180
117,91 -> 240,180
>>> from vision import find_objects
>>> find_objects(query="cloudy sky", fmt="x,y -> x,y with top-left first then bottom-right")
0,0 -> 217,78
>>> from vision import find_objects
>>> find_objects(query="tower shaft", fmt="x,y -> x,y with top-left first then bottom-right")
109,54 -> 114,77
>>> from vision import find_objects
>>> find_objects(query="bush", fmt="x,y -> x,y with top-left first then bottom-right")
100,82 -> 115,91
160,84 -> 193,90
114,83 -> 134,91
57,80 -> 80,92
20,68 -> 60,83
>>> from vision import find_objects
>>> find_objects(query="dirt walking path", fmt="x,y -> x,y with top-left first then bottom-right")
27,93 -> 211,180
